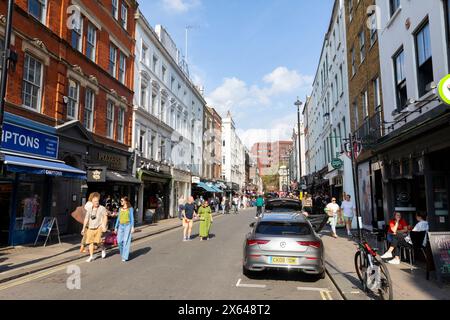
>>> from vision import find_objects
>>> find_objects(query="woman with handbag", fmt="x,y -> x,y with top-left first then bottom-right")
198,201 -> 213,241
325,197 -> 340,239
114,197 -> 135,262
82,193 -> 108,262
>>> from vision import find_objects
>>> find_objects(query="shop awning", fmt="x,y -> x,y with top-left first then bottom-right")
106,171 -> 141,184
3,155 -> 86,180
195,182 -> 216,192
210,185 -> 224,193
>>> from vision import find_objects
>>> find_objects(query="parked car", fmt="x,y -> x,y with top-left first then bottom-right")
264,198 -> 302,212
243,213 -> 326,279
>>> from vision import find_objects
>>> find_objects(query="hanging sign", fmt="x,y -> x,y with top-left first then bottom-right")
438,74 -> 450,105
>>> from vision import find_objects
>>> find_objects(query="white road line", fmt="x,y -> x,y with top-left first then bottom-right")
297,286 -> 332,293
236,278 -> 267,289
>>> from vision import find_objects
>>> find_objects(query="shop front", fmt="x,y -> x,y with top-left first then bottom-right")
375,106 -> 450,232
171,168 -> 191,218
0,113 -> 86,247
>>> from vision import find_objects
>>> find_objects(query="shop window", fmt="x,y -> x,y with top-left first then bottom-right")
15,176 -> 46,231
433,176 -> 449,217
415,21 -> 433,97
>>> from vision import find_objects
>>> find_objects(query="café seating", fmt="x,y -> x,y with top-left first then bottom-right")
399,231 -> 434,280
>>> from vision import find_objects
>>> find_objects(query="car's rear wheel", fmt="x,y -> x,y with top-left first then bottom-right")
318,269 -> 326,280
243,265 -> 254,278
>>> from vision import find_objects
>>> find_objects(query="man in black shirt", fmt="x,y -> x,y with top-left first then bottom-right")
183,196 -> 197,241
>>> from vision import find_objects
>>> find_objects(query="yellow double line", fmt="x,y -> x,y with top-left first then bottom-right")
320,290 -> 333,300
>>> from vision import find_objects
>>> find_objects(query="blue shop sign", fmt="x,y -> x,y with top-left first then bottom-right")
1,122 -> 59,159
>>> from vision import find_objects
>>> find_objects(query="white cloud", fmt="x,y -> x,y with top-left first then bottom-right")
206,67 -> 312,116
162,0 -> 201,13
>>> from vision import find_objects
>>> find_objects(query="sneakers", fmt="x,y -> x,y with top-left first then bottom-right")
101,250 -> 107,259
381,252 -> 393,259
122,259 -> 127,262
388,258 -> 400,265
86,256 -> 94,263
183,237 -> 188,242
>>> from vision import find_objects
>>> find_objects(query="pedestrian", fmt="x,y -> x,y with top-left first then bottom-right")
79,192 -> 96,253
82,193 -> 108,262
114,196 -> 135,262
303,194 -> 313,216
182,196 -> 196,241
225,197 -> 231,214
221,196 -> 226,214
233,195 -> 239,214
198,201 -> 213,241
178,195 -> 185,220
325,197 -> 341,239
341,194 -> 356,236
256,195 -> 264,217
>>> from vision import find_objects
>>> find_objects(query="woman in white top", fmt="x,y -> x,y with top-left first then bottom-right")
325,197 -> 341,239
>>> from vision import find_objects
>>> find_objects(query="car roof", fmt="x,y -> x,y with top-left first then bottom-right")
259,213 -> 307,223
266,198 -> 301,203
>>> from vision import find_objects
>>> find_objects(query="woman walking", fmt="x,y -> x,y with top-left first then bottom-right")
82,193 -> 108,262
198,201 -> 213,241
114,197 -> 135,262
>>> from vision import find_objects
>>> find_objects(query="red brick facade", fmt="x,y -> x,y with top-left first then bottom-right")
0,0 -> 137,151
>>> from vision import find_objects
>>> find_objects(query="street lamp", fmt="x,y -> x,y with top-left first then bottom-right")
294,98 -> 303,185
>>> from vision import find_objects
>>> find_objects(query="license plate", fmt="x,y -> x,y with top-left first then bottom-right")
270,257 -> 299,265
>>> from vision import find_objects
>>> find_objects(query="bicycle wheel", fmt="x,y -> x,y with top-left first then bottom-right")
374,256 -> 394,300
354,250 -> 367,283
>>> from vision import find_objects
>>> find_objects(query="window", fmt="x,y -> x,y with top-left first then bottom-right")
152,93 -> 158,116
162,65 -> 167,82
390,0 -> 400,17
86,23 -> 96,62
415,22 -> 433,97
373,77 -> 381,109
119,52 -> 126,84
140,83 -> 147,108
71,19 -> 83,52
159,138 -> 166,161
394,48 -> 407,110
112,0 -> 119,20
339,65 -> 344,94
359,30 -> 366,63
361,90 -> 368,119
106,101 -> 114,139
370,20 -> 378,46
353,100 -> 359,129
84,88 -> 94,131
334,75 -> 339,103
142,44 -> 148,64
120,3 -> 128,30
109,45 -> 117,77
171,76 -> 175,90
28,0 -> 46,23
67,80 -> 79,119
349,0 -> 353,22
117,108 -> 125,143
152,55 -> 158,73
351,47 -> 356,76
22,54 -> 43,111
148,132 -> 155,159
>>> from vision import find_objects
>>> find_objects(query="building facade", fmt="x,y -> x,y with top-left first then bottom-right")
304,0 -> 354,201
370,0 -> 450,231
0,0 -> 139,246
133,13 -> 205,222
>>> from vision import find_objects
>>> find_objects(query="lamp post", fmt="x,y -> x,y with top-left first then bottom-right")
294,98 -> 303,187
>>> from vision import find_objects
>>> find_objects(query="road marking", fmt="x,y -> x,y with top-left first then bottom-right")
296,286 -> 332,293
236,278 -> 267,289
0,265 -> 69,291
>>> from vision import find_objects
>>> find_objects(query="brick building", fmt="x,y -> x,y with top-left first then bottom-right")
251,141 -> 293,178
0,0 -> 138,246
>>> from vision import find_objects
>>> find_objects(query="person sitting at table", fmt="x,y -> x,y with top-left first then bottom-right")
381,211 -> 411,264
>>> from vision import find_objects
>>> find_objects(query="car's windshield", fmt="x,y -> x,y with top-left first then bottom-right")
265,202 -> 302,212
255,222 -> 311,236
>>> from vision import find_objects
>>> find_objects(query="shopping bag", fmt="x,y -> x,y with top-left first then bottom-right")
104,232 -> 118,246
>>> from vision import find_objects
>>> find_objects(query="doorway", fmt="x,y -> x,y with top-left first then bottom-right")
0,183 -> 13,246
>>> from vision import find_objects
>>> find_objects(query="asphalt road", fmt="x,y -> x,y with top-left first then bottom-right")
0,208 -> 342,300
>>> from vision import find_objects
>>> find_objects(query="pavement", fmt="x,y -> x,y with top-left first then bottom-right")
321,227 -> 450,300
0,208 -> 342,300
0,208 -> 448,300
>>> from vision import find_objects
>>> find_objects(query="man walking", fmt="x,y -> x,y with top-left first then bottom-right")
256,195 -> 264,217
182,196 -> 197,241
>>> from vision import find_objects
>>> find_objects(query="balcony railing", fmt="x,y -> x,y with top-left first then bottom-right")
354,111 -> 384,148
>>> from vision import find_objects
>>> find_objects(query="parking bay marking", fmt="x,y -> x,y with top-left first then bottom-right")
236,278 -> 267,289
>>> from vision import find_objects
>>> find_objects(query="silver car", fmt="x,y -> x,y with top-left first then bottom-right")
243,213 -> 326,279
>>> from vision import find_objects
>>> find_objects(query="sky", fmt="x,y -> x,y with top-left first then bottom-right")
139,0 -> 335,148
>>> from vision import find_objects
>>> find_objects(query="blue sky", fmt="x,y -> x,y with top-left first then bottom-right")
139,0 -> 334,147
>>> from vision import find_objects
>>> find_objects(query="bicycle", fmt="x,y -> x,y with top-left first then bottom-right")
353,230 -> 393,300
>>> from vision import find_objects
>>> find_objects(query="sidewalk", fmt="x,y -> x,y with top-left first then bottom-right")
322,227 -> 450,300
0,211 -> 224,284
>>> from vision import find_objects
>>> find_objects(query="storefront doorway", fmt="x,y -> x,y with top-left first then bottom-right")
0,183 -> 12,246
143,182 -> 170,222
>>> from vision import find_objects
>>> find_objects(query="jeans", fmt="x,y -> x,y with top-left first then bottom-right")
117,223 -> 132,261
256,206 -> 262,215
330,214 -> 338,235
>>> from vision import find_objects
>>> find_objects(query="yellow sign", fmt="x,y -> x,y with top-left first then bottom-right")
439,74 -> 450,105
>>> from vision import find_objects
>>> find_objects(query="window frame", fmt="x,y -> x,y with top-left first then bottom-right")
106,101 -> 115,139
390,0 -> 401,17
393,47 -> 408,111
84,88 -> 95,131
67,79 -> 80,120
118,52 -> 126,84
109,45 -> 118,78
71,17 -> 83,52
28,0 -> 47,24
120,3 -> 128,30
414,19 -> 434,97
359,30 -> 366,63
22,53 -> 44,112
112,0 -> 119,20
86,23 -> 97,62
117,108 -> 125,143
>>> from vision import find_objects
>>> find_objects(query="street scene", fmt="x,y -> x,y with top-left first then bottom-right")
1,0 -> 450,304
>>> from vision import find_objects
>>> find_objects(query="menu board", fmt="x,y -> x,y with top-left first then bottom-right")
428,232 -> 450,284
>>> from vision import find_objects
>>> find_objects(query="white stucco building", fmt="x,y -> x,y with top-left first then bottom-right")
304,0 -> 354,199
221,112 -> 246,192
133,12 -> 205,222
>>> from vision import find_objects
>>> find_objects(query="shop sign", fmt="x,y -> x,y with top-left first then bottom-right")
90,149 -> 127,171
331,158 -> 344,170
438,74 -> 450,105
428,232 -> 450,284
1,122 -> 59,159
87,167 -> 107,183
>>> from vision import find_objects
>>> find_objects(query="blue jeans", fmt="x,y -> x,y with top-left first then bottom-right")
117,223 -> 132,261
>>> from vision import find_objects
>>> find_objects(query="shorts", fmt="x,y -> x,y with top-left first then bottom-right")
183,218 -> 193,228
343,216 -> 353,223
85,228 -> 103,245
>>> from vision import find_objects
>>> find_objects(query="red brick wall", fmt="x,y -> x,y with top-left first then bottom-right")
0,0 -> 137,150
